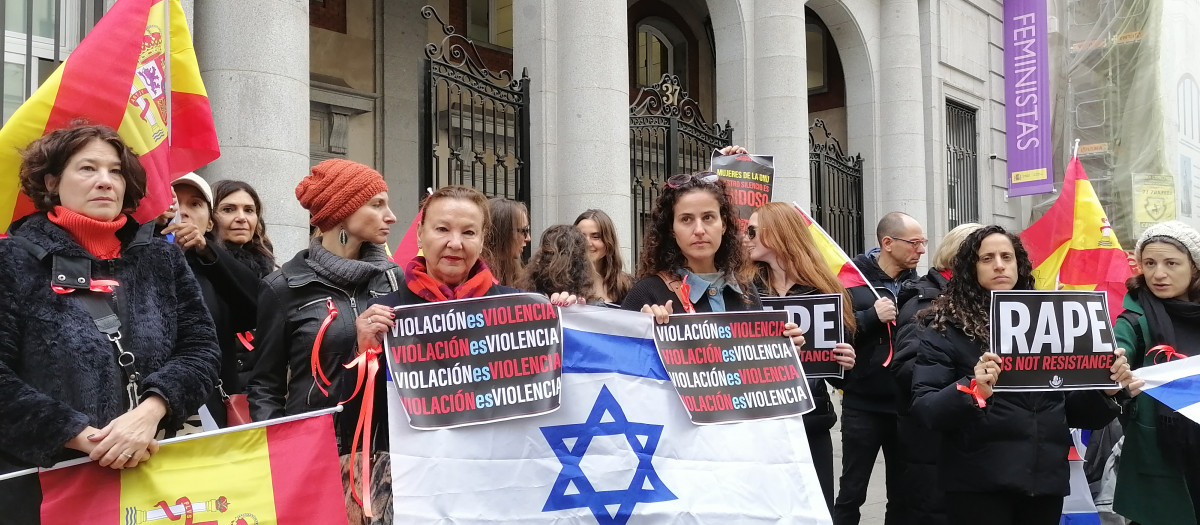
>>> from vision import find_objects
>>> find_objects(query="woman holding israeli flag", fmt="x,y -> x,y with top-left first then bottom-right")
910,225 -> 1134,525
1113,220 -> 1200,524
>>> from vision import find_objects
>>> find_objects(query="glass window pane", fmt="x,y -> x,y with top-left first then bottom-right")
807,24 -> 826,91
467,0 -> 489,43
6,0 -> 55,38
494,0 -> 513,48
4,63 -> 27,124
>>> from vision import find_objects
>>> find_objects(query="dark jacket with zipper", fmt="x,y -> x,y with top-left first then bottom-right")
843,252 -> 917,413
246,249 -> 401,453
0,213 -> 220,521
910,318 -> 1120,496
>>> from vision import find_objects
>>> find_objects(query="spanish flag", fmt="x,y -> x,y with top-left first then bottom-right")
39,413 -> 347,523
391,210 -> 423,264
1020,157 -> 1131,318
0,0 -> 219,232
792,203 -> 870,289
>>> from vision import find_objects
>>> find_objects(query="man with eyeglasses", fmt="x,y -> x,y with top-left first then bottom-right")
833,211 -> 926,525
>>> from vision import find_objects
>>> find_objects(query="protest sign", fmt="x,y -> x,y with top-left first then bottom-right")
711,152 -> 773,229
990,290 -> 1119,391
652,310 -> 814,424
385,293 -> 563,429
762,295 -> 846,379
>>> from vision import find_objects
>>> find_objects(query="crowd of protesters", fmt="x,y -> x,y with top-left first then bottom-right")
0,124 -> 1192,525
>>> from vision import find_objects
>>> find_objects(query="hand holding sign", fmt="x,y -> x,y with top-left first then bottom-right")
973,352 -> 1004,399
783,322 -> 806,351
640,300 -> 675,325
1105,347 -> 1134,396
833,343 -> 856,370
357,304 -> 396,350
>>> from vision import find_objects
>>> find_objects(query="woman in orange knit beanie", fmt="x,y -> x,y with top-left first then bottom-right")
246,158 -> 401,524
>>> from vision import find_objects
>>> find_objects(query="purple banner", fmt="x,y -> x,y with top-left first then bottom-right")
1004,0 -> 1054,197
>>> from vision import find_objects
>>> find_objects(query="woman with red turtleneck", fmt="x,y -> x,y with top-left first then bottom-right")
0,124 -> 220,522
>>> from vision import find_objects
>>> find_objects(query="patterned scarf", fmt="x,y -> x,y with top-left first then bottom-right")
405,256 -> 495,302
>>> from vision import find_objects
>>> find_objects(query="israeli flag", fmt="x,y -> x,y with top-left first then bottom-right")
389,305 -> 831,524
1060,431 -> 1100,525
1135,355 -> 1200,424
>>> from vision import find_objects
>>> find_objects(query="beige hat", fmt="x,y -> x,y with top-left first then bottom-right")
1136,220 -> 1200,266
172,172 -> 213,207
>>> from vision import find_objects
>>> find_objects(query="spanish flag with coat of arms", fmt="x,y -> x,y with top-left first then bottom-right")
1019,156 -> 1132,318
38,412 -> 347,524
0,0 -> 219,232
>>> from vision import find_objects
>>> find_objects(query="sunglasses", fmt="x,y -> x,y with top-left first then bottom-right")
666,171 -> 720,189
744,225 -> 761,240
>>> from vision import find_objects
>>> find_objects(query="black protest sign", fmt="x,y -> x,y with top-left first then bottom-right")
653,310 -> 814,424
711,152 -> 774,231
990,290 -> 1119,392
761,295 -> 846,379
385,293 -> 563,429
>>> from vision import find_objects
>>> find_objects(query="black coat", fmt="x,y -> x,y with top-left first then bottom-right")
245,249 -> 402,453
910,320 -> 1120,496
620,274 -> 762,313
0,213 -> 220,465
843,253 -> 916,413
0,213 -> 220,520
185,242 -> 260,392
892,268 -> 950,414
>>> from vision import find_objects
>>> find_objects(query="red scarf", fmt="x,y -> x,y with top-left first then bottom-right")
47,206 -> 127,259
939,268 -> 953,281
405,256 -> 495,301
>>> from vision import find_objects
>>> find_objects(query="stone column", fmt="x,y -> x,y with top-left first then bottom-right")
752,0 -> 810,205
877,0 -> 928,226
194,0 -> 311,259
514,0 -> 632,261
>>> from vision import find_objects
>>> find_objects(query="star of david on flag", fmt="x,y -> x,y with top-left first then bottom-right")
388,306 -> 832,524
541,385 -> 676,523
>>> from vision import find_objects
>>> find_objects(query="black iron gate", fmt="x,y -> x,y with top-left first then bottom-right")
809,118 -> 865,256
629,74 -> 732,259
419,6 -> 530,211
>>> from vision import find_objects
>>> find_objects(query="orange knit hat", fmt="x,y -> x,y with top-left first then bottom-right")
295,159 -> 389,232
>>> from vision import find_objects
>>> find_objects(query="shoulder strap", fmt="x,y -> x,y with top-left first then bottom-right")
657,271 -> 694,313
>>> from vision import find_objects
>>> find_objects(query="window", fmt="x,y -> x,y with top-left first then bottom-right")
466,0 -> 512,49
3,0 -> 88,124
806,23 -> 827,94
634,18 -> 686,88
946,100 -> 980,227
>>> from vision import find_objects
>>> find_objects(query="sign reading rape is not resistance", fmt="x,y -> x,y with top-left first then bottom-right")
653,311 -> 814,424
385,293 -> 563,429
990,290 -> 1119,392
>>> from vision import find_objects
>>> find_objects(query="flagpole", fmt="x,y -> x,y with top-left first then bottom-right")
0,406 -> 343,481
1072,138 -> 1080,159
163,0 -> 172,152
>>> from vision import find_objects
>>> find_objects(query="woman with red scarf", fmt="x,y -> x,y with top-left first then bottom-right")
357,186 -> 577,343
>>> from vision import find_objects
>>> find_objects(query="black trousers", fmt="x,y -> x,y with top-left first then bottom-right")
832,408 -> 902,525
945,491 -> 1063,525
807,428 -> 835,512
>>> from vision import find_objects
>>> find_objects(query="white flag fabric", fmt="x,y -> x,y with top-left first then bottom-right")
1135,355 -> 1200,424
389,305 -> 831,524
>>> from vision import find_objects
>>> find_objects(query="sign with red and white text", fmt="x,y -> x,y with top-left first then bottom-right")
990,290 -> 1119,391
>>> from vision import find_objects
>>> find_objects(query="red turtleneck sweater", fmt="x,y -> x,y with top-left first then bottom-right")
47,206 -> 127,259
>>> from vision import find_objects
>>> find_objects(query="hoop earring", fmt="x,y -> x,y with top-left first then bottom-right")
339,229 -> 349,246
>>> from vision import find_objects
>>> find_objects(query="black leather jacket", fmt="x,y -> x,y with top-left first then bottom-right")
246,249 -> 401,452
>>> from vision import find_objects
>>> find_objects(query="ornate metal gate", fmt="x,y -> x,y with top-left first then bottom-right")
809,119 -> 865,256
629,74 -> 732,259
419,6 -> 531,211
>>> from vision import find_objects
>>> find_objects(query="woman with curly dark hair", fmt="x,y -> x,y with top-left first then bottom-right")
910,225 -> 1134,525
620,171 -> 756,316
518,225 -> 597,302
574,209 -> 632,303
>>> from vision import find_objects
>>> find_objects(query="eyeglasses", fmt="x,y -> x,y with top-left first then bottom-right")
666,171 -> 720,189
516,227 -> 531,236
745,225 -> 761,240
888,236 -> 928,248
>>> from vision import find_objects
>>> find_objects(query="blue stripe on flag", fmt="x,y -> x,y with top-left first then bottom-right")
1145,374 -> 1200,412
1059,513 -> 1101,525
563,328 -> 668,381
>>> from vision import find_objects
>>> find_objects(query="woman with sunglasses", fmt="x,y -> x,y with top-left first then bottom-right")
482,197 -> 530,287
745,201 -> 857,512
620,171 -> 807,353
